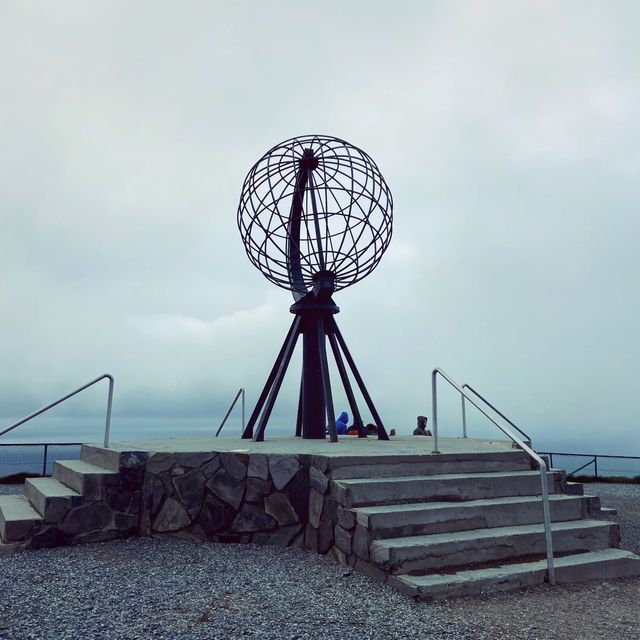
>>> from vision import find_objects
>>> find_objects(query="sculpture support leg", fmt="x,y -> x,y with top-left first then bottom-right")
242,316 -> 301,439
328,331 -> 366,438
301,315 -> 326,438
295,374 -> 303,438
330,317 -> 389,440
253,315 -> 302,442
317,315 -> 338,443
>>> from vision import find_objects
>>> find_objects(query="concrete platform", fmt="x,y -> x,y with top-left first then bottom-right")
97,435 -> 516,457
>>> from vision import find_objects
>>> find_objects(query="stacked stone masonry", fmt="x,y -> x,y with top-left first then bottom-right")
1,442 -> 639,599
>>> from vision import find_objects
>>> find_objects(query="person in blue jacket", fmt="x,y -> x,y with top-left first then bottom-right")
335,411 -> 349,435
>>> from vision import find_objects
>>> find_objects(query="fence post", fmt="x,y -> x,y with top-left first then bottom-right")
594,456 -> 598,479
42,444 -> 49,477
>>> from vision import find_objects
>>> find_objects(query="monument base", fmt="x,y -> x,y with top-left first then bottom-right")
2,436 -> 638,599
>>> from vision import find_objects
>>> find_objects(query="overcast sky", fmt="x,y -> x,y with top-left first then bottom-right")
1,1 -> 638,454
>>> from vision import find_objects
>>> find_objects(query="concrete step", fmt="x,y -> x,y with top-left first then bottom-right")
24,477 -> 82,523
53,460 -> 118,501
0,495 -> 43,543
326,450 -> 533,480
80,444 -> 123,472
351,494 -> 599,540
388,548 -> 640,600
332,470 -> 563,508
370,519 -> 619,574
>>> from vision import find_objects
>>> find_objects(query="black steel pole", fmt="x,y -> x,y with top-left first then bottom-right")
330,317 -> 389,440
254,315 -> 302,442
327,331 -> 366,437
317,315 -> 338,443
243,316 -> 301,439
301,314 -> 327,439
295,374 -> 303,438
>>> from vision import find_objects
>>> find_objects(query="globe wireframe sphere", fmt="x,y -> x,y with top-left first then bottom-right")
238,135 -> 393,296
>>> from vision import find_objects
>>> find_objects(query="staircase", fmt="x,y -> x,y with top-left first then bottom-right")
328,450 -> 640,599
0,451 -> 144,549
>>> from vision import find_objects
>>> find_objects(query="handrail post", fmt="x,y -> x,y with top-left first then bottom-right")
42,443 -> 48,477
538,457 -> 556,585
0,373 -> 115,449
104,375 -> 114,448
594,456 -> 598,479
461,396 -> 468,438
215,388 -> 244,438
431,370 -> 440,454
241,388 -> 245,434
431,367 -> 555,586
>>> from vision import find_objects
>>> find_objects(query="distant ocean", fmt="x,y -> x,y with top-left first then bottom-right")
1,413 -> 638,479
1,437 -> 638,480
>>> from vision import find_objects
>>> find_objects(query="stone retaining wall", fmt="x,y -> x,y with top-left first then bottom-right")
134,450 -> 339,558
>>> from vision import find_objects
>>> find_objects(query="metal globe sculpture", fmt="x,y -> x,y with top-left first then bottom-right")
238,135 -> 393,442
238,135 -> 393,298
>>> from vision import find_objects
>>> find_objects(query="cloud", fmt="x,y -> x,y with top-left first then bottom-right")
0,1 -> 638,454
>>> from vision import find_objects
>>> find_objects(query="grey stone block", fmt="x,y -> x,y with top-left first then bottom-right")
231,504 -> 276,533
60,502 -> 113,536
269,455 -> 300,490
207,471 -> 244,510
201,456 -> 221,479
252,524 -> 300,547
152,498 -> 191,533
353,525 -> 369,560
334,525 -> 352,555
309,489 -> 324,528
264,493 -> 298,526
146,453 -> 176,475
336,507 -> 356,530
248,454 -> 269,480
173,452 -> 217,468
173,470 -> 206,518
318,505 -> 334,555
309,466 -> 329,494
200,495 -> 233,536
246,477 -> 272,503
330,546 -> 347,565
305,523 -> 318,552
221,453 -> 247,480
285,468 -> 310,522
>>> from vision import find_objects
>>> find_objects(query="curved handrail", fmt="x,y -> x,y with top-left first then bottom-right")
462,383 -> 532,446
215,388 -> 245,437
0,374 -> 115,448
431,368 -> 555,585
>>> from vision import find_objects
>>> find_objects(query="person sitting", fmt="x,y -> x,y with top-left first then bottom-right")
365,423 -> 378,436
413,415 -> 432,436
335,411 -> 350,435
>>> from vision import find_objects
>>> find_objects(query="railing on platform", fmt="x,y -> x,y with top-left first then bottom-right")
431,367 -> 556,585
215,388 -> 245,437
538,451 -> 640,479
0,374 -> 114,448
461,383 -> 532,446
0,442 -> 82,479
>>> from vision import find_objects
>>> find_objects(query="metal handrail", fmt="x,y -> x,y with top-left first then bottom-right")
215,388 -> 245,437
0,374 -> 115,448
538,451 -> 640,479
461,383 -> 532,445
432,368 -> 555,585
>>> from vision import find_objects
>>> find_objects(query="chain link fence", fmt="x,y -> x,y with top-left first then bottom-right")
0,443 -> 82,480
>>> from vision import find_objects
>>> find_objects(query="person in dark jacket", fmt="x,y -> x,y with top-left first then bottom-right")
413,415 -> 432,436
335,411 -> 349,435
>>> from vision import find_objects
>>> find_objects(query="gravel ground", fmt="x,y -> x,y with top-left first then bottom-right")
0,482 -> 638,640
